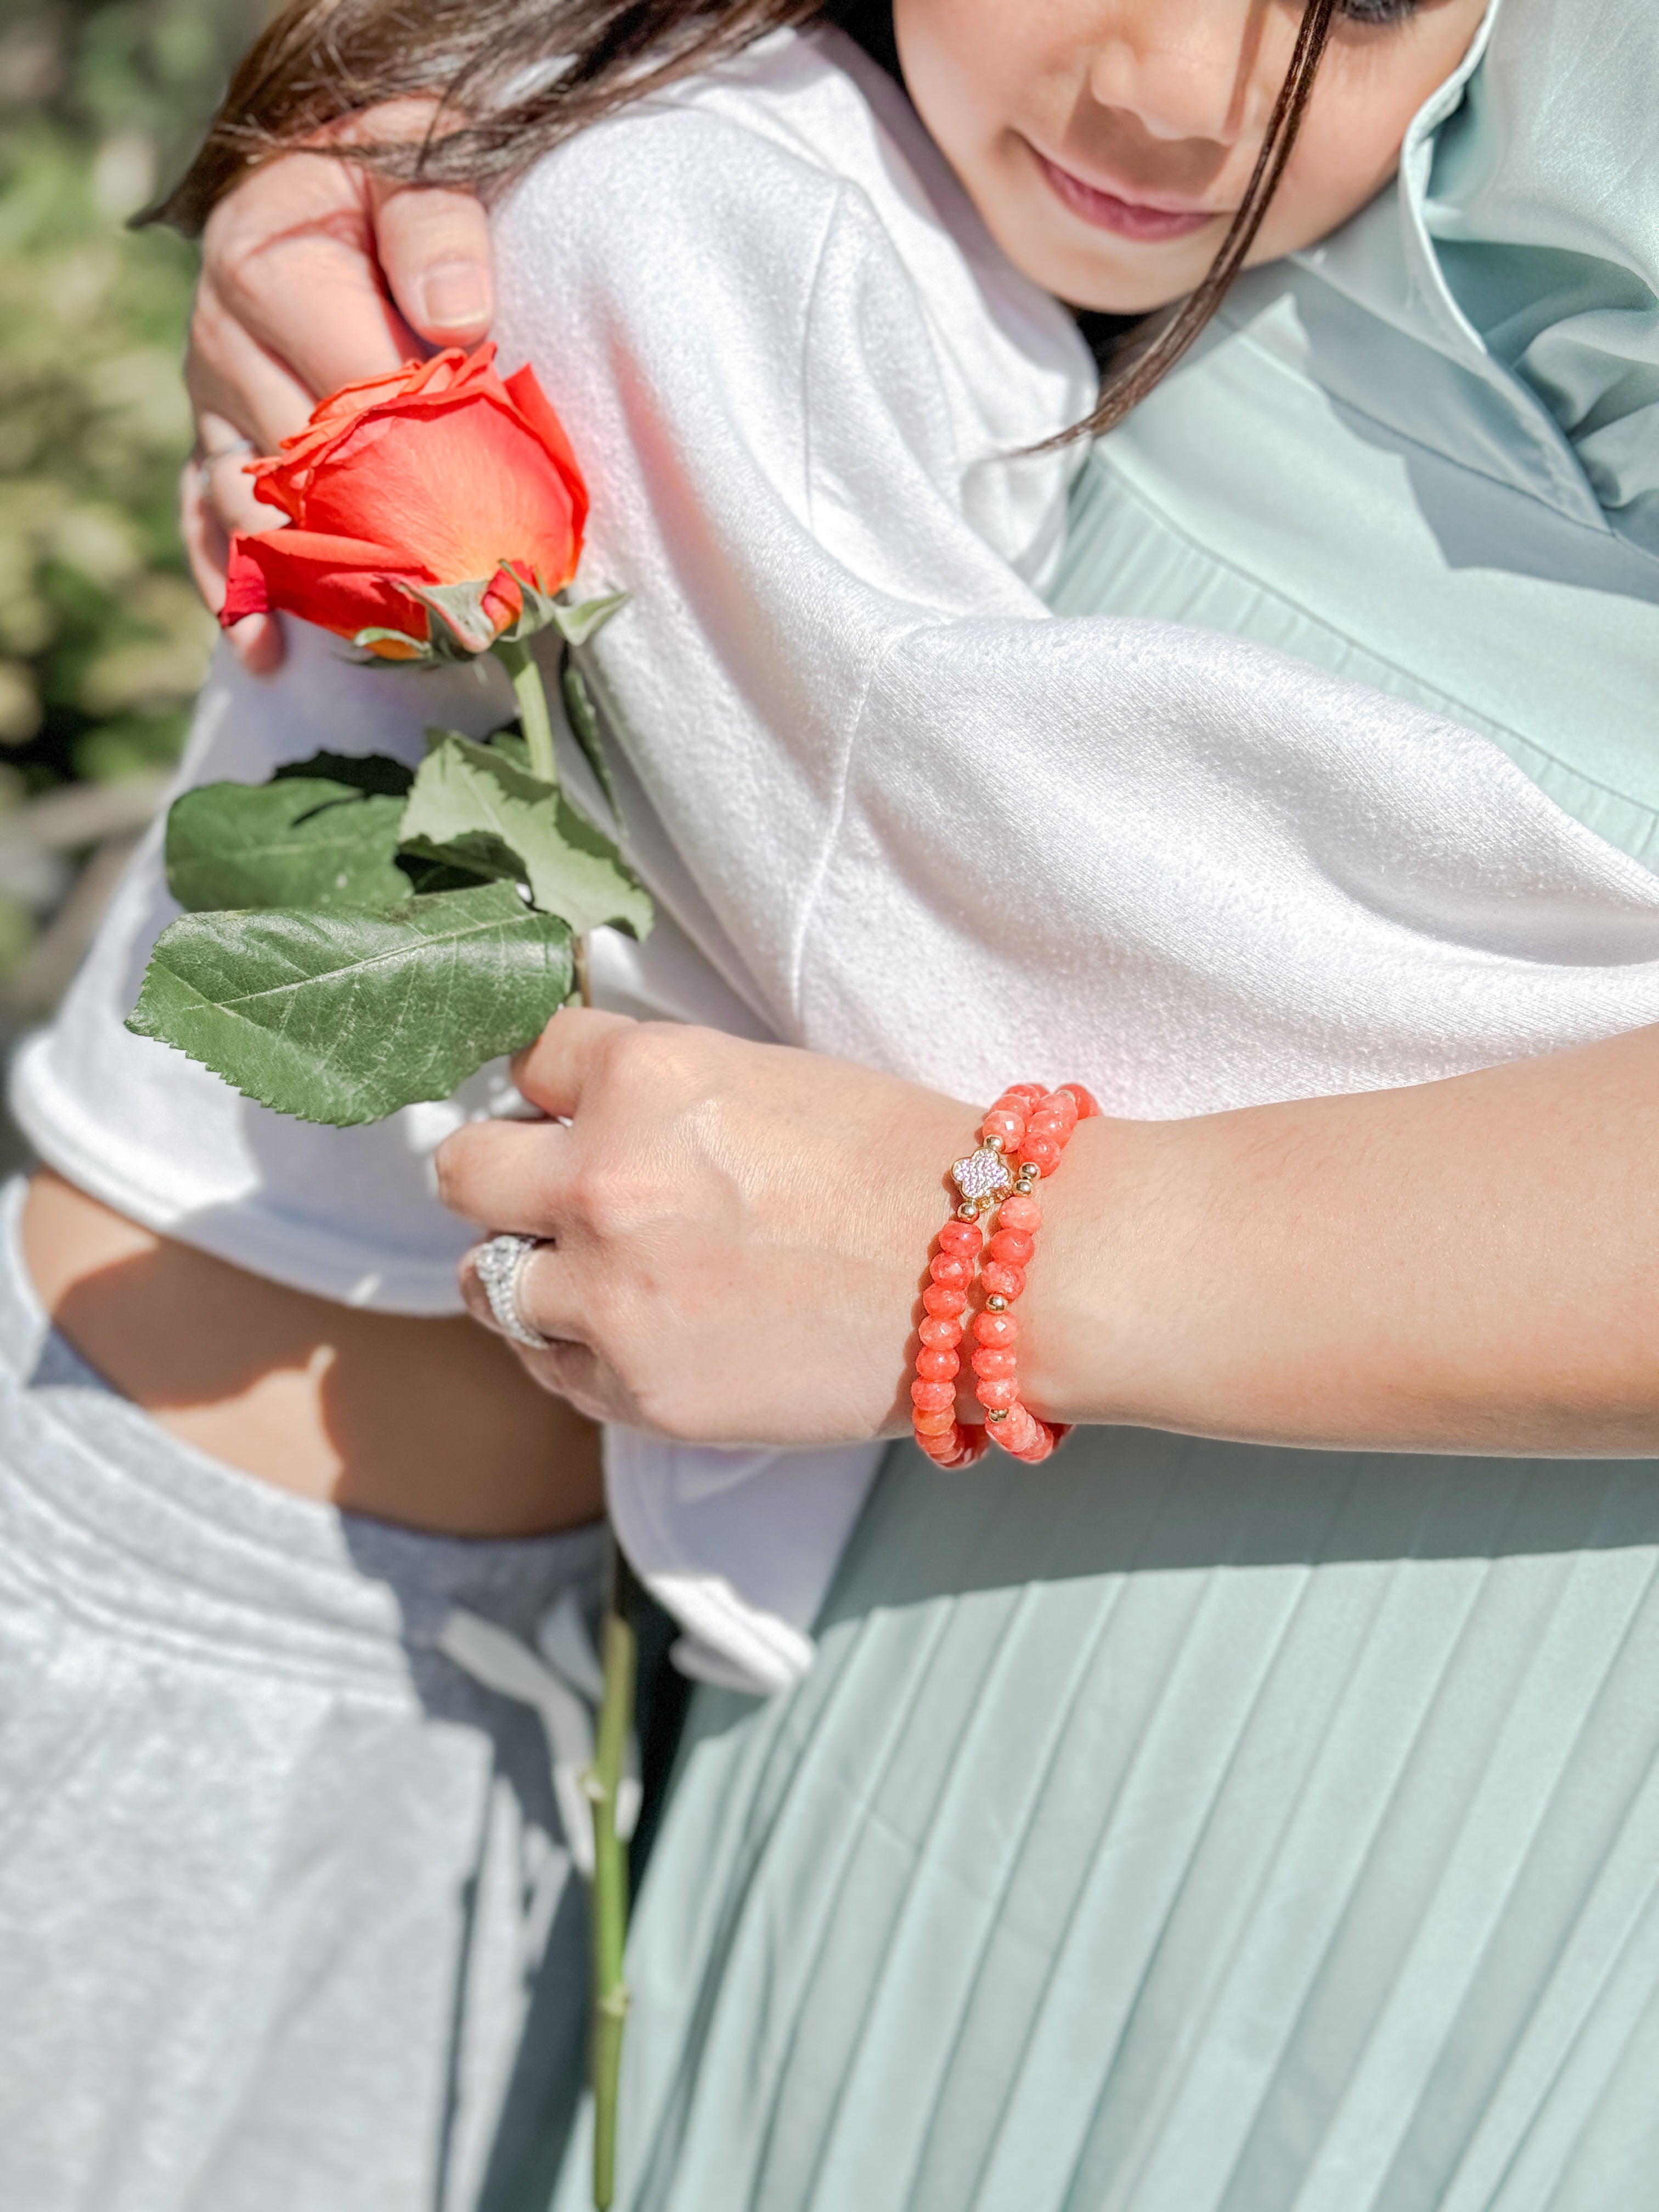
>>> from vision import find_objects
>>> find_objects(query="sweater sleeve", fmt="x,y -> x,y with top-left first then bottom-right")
488,88 -> 1091,1038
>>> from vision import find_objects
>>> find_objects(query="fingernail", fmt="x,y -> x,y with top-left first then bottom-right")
419,262 -> 489,332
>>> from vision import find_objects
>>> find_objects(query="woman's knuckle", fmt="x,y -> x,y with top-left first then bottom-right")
562,1153 -> 611,1231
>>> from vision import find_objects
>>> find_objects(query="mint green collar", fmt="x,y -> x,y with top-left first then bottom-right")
1290,0 -> 1659,549
1425,0 -> 1659,555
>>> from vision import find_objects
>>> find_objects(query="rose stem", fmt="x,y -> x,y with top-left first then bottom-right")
492,635 -> 595,1000
494,640 -> 622,2203
493,636 -> 560,787
588,1541 -> 638,2210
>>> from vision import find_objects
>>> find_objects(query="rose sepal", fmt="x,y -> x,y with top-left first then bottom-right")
349,579 -> 629,666
549,590 -> 629,647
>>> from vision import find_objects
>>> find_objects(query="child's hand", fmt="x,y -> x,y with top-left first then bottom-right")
182,106 -> 495,673
438,1010 -> 990,1447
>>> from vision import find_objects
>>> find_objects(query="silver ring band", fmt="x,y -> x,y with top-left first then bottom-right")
472,1233 -> 552,1350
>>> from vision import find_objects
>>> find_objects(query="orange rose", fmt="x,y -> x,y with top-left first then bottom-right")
222,345 -> 588,659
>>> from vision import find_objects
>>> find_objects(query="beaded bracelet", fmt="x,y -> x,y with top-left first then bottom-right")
909,1080 -> 1100,1469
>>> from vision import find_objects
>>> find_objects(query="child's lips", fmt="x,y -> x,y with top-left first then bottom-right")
1030,148 -> 1224,242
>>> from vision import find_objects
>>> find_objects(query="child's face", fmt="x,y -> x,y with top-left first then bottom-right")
893,0 -> 1491,311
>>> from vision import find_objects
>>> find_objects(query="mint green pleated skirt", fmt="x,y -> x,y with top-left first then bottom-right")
561,1434 -> 1659,2211
551,280 -> 1659,2209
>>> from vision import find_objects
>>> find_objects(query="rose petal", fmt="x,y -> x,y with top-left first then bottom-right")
222,527 -> 433,645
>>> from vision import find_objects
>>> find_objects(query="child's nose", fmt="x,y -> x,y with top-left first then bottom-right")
1082,0 -> 1274,149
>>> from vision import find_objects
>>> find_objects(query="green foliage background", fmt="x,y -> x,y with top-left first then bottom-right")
0,0 -> 266,974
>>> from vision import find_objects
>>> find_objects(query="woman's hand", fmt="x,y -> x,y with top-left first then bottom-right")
438,1011 -> 984,1445
442,1009 -> 1659,1460
183,110 -> 495,674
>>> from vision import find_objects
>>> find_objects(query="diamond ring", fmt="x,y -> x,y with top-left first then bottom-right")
472,1233 -> 553,1350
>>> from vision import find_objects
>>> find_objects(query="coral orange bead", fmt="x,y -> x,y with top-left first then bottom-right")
923,1283 -> 967,1318
911,1406 -> 956,1436
973,1310 -> 1019,1347
918,1316 -> 962,1348
997,1404 -> 1046,1457
981,1261 -> 1026,1301
936,1220 -> 983,1257
1018,1133 -> 1063,1177
911,1378 -> 956,1412
975,1374 -> 1020,1410
1003,1084 -> 1047,1111
988,1229 -> 1035,1268
998,1193 -> 1042,1234
971,1347 -> 1017,1378
1059,1083 -> 1101,1119
929,1252 -> 972,1290
915,1346 -> 959,1381
980,1108 -> 1026,1149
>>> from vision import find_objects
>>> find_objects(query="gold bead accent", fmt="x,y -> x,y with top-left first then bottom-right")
986,1293 -> 1007,1312
984,1133 -> 1005,1153
988,1408 -> 1008,1423
957,1201 -> 980,1221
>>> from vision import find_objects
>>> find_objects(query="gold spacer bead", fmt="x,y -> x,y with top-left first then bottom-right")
957,1201 -> 980,1221
987,1408 -> 1009,1423
984,1133 -> 1005,1153
986,1293 -> 1007,1312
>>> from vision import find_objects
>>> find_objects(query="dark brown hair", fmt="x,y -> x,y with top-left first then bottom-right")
161,0 -> 1340,444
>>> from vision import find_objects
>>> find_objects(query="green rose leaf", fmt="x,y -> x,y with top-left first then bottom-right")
166,769 -> 412,912
271,751 -> 414,798
126,883 -> 573,1126
398,732 -> 652,940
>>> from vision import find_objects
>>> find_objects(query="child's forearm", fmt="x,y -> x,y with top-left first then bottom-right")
1032,1023 -> 1659,1456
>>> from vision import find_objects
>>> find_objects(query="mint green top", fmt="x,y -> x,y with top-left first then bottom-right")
554,10 -> 1659,2208
1056,0 -> 1659,863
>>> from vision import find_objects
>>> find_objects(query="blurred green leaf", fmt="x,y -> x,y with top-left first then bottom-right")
0,0 -> 268,809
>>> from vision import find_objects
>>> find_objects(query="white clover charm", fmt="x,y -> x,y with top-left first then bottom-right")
952,1144 -> 1015,1210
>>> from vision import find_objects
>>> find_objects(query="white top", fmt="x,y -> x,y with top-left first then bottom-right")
21,26 -> 1659,1688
